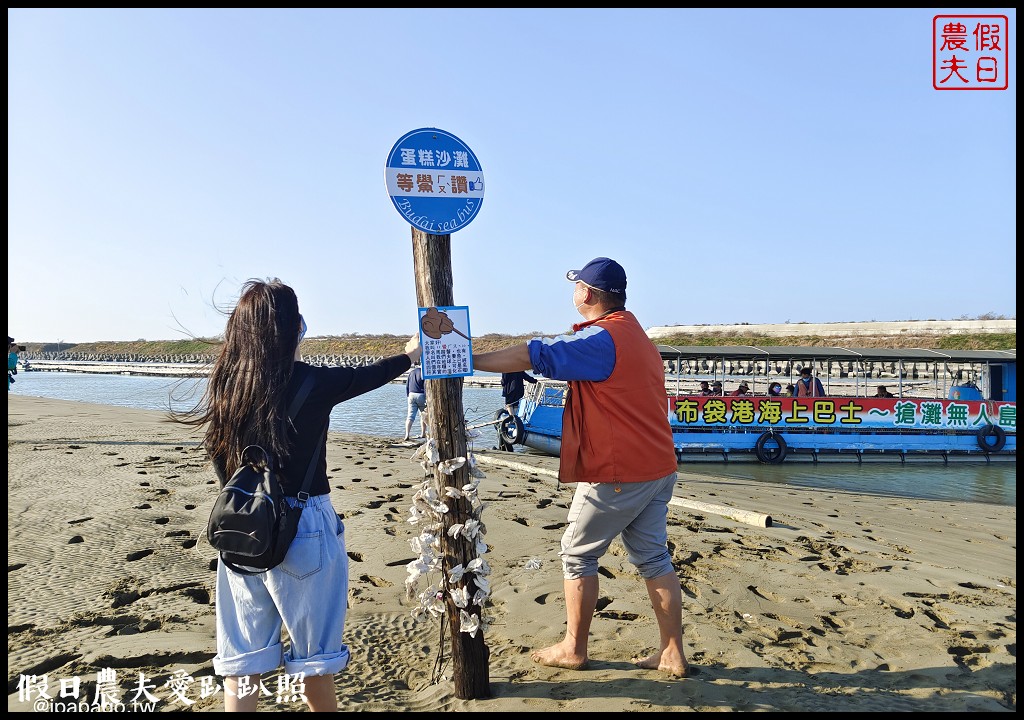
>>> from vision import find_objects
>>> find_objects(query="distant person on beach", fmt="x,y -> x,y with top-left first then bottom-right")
9,337 -> 19,390
498,370 -> 537,450
875,385 -> 895,398
768,382 -> 783,397
172,278 -> 420,712
472,256 -> 688,678
500,371 -> 537,415
795,366 -> 825,397
404,362 -> 426,441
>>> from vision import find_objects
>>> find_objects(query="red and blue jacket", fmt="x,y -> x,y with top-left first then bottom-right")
528,310 -> 677,484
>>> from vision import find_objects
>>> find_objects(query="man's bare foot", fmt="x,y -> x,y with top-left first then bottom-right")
633,650 -> 688,678
531,644 -> 588,670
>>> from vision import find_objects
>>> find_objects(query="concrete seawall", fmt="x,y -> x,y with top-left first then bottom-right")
646,319 -> 1015,339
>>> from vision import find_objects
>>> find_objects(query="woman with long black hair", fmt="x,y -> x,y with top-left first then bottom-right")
174,278 -> 419,711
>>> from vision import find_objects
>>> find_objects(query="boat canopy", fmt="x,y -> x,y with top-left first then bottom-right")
656,345 -> 1016,364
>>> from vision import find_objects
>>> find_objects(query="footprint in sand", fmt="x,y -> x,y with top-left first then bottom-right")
359,574 -> 392,588
181,587 -> 211,604
747,585 -> 786,603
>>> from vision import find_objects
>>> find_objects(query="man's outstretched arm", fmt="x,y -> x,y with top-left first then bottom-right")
474,344 -> 531,373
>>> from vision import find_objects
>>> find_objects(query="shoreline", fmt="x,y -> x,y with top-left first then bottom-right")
7,395 -> 1017,712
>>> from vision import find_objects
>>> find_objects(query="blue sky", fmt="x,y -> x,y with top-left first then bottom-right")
8,8 -> 1017,343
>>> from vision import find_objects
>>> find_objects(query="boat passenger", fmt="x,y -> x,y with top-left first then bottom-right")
795,367 -> 825,397
767,382 -> 783,396
875,385 -> 895,398
729,383 -> 751,396
698,380 -> 713,395
710,381 -> 724,396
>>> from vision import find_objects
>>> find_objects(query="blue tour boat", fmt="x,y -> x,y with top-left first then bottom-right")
496,345 -> 1016,464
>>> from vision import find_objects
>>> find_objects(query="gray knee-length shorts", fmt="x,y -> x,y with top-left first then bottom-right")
559,472 -> 678,580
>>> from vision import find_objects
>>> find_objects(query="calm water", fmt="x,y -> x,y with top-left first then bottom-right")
8,370 -> 505,439
9,370 -> 1015,507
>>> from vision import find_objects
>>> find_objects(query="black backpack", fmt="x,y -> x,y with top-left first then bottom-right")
206,373 -> 323,575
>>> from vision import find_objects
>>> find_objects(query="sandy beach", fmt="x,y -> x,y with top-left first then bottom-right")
7,394 -> 1016,712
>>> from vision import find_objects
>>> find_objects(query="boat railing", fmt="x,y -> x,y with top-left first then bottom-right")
661,359 -> 994,400
528,380 -> 567,407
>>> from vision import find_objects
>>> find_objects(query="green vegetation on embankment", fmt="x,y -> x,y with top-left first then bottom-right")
18,331 -> 1016,359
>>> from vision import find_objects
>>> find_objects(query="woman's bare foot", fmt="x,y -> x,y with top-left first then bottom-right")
633,650 -> 688,678
531,643 -> 589,670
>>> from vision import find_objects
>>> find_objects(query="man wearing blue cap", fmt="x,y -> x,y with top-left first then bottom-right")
472,256 -> 687,678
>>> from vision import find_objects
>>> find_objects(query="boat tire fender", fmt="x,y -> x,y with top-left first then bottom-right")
976,424 -> 1006,453
498,415 -> 526,447
755,431 -> 788,464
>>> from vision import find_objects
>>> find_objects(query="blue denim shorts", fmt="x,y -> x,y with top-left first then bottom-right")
213,494 -> 350,679
407,392 -> 426,421
559,473 -> 678,580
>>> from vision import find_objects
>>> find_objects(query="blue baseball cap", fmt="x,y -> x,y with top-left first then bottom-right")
565,257 -> 627,294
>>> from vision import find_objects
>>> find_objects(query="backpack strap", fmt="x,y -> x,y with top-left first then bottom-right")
296,426 -> 327,503
286,369 -> 321,504
287,369 -> 316,421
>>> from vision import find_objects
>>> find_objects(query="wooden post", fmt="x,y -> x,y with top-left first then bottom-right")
410,227 -> 491,699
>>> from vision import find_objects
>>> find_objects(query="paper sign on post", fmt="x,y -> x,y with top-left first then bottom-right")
418,306 -> 473,379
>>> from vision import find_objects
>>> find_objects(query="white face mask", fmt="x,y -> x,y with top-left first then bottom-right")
572,283 -> 588,315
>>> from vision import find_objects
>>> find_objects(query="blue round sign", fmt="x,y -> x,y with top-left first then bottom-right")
385,128 -> 484,234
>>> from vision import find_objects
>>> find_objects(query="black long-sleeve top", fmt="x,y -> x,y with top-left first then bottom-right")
214,355 -> 411,496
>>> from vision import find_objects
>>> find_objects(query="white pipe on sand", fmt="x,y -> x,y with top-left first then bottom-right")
472,452 -> 772,528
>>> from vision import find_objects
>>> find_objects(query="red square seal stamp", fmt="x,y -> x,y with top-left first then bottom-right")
933,15 -> 1009,90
